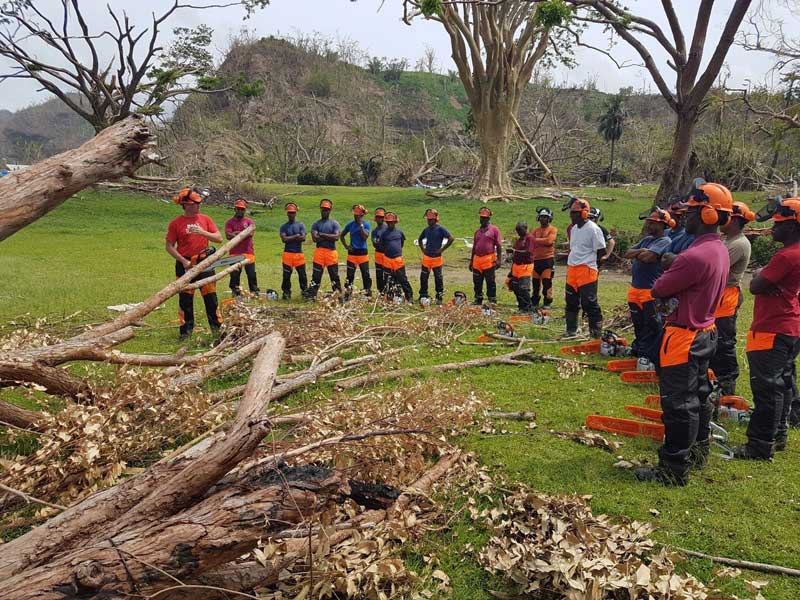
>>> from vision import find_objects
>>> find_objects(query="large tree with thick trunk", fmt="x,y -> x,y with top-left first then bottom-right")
571,0 -> 754,203
402,0 -> 569,200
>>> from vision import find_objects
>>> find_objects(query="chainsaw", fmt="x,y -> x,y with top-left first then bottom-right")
191,247 -> 247,270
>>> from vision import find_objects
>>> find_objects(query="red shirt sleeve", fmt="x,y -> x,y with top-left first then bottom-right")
166,219 -> 179,244
494,226 -> 502,248
525,234 -> 536,254
760,251 -> 791,286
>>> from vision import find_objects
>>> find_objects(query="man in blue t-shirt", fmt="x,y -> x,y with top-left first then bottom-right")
624,207 -> 674,360
417,208 -> 454,304
372,208 -> 388,294
279,202 -> 307,300
667,199 -> 695,253
381,212 -> 413,302
341,204 -> 372,297
305,198 -> 342,299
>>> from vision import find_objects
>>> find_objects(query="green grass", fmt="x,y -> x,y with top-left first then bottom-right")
0,185 -> 796,599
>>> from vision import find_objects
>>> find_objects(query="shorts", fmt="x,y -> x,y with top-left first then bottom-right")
313,247 -> 339,268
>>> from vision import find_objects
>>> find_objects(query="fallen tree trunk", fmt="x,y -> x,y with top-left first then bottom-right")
0,115 -> 156,242
0,333 -> 286,583
0,399 -> 43,431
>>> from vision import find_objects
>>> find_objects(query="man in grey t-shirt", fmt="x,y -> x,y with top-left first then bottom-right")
709,201 -> 754,395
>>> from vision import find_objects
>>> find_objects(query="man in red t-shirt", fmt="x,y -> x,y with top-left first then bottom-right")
225,198 -> 259,297
733,198 -> 800,460
165,187 -> 224,339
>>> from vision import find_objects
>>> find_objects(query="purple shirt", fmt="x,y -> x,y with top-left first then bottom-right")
473,224 -> 502,256
652,233 -> 729,329
225,216 -> 255,256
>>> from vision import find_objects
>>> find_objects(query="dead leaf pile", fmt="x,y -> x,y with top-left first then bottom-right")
556,359 -> 585,379
0,368 -> 225,507
553,429 -> 622,453
479,488 -> 709,599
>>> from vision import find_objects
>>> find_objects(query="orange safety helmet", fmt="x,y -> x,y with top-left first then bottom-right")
174,187 -> 203,205
424,208 -> 439,221
684,181 -> 733,225
644,207 -> 676,229
478,207 -> 492,218
384,212 -> 399,223
374,207 -> 386,219
570,198 -> 590,219
772,198 -> 800,223
320,198 -> 333,209
285,202 -> 298,213
352,204 -> 367,216
233,198 -> 248,209
731,201 -> 755,223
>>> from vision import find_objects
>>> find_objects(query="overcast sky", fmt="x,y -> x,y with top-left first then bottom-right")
0,0 -> 790,112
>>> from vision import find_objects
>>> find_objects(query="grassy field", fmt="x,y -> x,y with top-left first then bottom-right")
1,184 -> 797,600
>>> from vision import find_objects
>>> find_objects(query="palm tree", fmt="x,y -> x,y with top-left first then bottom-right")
598,94 -> 627,185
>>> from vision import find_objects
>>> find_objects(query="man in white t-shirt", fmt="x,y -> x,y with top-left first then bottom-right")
563,198 -> 606,339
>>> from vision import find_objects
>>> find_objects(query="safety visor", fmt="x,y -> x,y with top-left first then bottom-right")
478,208 -> 492,217
352,204 -> 367,216
384,212 -> 399,223
641,208 -> 670,224
320,199 -> 333,209
234,199 -> 247,209
374,207 -> 386,218
571,200 -> 589,213
424,208 -> 438,219
285,202 -> 298,213
771,201 -> 800,222
755,196 -> 783,222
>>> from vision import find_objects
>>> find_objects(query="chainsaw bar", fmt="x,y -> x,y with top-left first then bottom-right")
585,414 -> 664,441
624,405 -> 663,423
620,370 -> 658,384
559,340 -> 601,355
606,358 -> 639,372
210,255 -> 247,270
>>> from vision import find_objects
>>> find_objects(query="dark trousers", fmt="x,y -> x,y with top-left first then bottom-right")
375,263 -> 386,293
175,261 -> 222,336
420,265 -> 444,300
709,291 -> 743,395
472,267 -> 497,304
386,266 -> 413,301
565,280 -> 602,334
281,262 -> 308,298
531,259 -> 554,307
745,333 -> 800,457
346,252 -> 372,294
657,327 -> 716,479
229,262 -> 259,296
307,263 -> 341,298
629,299 -> 661,360
511,276 -> 532,312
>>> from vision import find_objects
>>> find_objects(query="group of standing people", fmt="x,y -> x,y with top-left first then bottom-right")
603,182 -> 800,486
164,185 -> 800,489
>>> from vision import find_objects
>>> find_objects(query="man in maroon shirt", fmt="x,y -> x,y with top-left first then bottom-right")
509,221 -> 535,313
165,187 -> 224,339
470,207 -> 502,305
225,198 -> 259,297
733,198 -> 800,460
634,182 -> 732,486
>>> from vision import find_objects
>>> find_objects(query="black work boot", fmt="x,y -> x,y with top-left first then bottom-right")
775,434 -> 788,452
633,466 -> 687,487
688,441 -> 710,470
731,444 -> 773,461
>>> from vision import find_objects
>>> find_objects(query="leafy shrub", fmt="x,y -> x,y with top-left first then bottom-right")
297,167 -> 326,185
751,234 -> 781,267
324,166 -> 358,186
359,157 -> 383,185
305,70 -> 332,97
